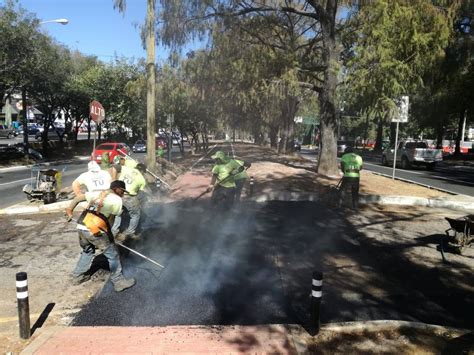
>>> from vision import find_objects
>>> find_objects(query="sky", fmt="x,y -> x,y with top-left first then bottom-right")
16,0 -> 176,62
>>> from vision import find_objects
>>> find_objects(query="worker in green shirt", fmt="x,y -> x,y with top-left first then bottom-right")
209,151 -> 236,209
112,159 -> 148,241
339,147 -> 363,209
228,158 -> 251,202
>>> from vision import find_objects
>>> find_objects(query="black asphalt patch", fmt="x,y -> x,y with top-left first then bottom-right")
73,201 -> 473,329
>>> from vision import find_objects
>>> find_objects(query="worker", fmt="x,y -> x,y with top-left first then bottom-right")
111,159 -> 147,241
209,151 -> 236,209
339,146 -> 363,209
111,155 -> 138,179
65,180 -> 136,292
228,158 -> 251,202
100,152 -> 111,170
72,161 -> 112,198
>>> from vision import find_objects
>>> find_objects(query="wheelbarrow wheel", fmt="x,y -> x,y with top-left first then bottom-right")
43,192 -> 56,205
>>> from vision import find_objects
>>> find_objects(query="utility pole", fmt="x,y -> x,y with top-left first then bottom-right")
145,0 -> 157,172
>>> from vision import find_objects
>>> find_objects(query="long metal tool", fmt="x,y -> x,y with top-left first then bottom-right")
67,217 -> 165,269
123,152 -> 171,190
115,241 -> 165,269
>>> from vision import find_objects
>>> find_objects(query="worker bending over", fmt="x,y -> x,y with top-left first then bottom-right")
65,180 -> 136,292
72,161 -> 112,198
339,147 -> 363,209
111,156 -> 147,240
209,151 -> 237,209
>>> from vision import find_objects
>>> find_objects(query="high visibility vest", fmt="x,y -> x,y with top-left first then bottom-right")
341,153 -> 363,178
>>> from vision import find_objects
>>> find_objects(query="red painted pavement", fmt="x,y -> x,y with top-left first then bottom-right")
22,325 -> 298,354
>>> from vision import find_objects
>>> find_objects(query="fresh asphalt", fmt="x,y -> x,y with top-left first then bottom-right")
73,143 -> 473,330
300,149 -> 474,196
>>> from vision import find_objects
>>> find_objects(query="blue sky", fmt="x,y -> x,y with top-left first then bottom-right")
17,0 -> 176,62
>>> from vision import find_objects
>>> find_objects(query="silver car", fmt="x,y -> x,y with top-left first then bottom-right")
0,125 -> 15,139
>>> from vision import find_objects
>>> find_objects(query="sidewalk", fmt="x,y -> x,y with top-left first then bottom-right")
21,322 -> 472,354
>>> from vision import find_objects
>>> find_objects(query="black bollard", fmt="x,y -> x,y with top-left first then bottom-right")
16,272 -> 31,339
311,271 -> 323,334
249,176 -> 254,196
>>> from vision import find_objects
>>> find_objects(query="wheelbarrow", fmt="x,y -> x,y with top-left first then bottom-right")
441,215 -> 474,262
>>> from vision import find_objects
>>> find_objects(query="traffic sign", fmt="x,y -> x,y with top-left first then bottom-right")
89,100 -> 105,123
391,96 -> 409,123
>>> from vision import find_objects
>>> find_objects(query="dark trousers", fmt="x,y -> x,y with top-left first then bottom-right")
339,176 -> 360,209
211,185 -> 235,209
234,179 -> 245,202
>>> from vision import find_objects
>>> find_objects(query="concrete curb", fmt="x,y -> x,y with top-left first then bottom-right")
0,201 -> 87,215
0,156 -> 90,173
250,191 -> 474,212
1,191 -> 473,215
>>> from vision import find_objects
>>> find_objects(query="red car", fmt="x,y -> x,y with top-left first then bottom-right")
91,142 -> 131,163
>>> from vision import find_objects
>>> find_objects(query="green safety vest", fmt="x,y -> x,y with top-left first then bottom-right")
119,165 -> 146,195
212,163 -> 236,188
341,153 -> 363,178
229,159 -> 248,180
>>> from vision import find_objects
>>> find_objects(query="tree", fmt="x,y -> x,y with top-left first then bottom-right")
114,0 -> 157,172
343,0 -> 457,150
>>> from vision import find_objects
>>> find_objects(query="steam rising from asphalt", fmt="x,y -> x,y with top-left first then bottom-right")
126,199 -> 264,325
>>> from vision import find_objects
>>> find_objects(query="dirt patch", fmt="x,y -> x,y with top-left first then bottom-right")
306,325 -> 473,354
0,213 -> 106,354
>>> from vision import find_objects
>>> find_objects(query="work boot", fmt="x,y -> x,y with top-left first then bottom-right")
113,276 -> 136,292
71,274 -> 91,286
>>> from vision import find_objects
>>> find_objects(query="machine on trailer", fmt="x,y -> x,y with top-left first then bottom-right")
22,167 -> 62,204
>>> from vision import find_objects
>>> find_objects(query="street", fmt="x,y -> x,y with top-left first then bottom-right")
0,146 -> 184,209
300,149 -> 474,196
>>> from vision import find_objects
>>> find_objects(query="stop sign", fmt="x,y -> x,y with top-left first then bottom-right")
89,100 -> 105,123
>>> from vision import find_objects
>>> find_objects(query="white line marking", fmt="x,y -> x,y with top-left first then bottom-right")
230,141 -> 235,159
312,290 -> 322,298
312,279 -> 323,286
190,143 -> 218,171
0,178 -> 32,187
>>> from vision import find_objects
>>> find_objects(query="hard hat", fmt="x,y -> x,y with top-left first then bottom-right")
88,161 -> 101,173
211,151 -> 229,163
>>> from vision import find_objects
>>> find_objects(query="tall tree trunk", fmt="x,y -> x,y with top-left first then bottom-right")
145,0 -> 157,172
374,115 -> 384,151
316,0 -> 339,176
454,109 -> 466,156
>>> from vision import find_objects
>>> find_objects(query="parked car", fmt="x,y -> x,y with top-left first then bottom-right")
17,123 -> 42,136
337,140 -> 353,156
382,140 -> 443,170
0,125 -> 15,139
132,139 -> 147,153
35,128 -> 67,141
91,142 -> 131,163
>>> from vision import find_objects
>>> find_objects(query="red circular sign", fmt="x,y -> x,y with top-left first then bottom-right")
89,100 -> 105,123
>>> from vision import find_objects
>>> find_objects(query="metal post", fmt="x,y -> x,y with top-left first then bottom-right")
249,177 -> 254,196
311,271 -> 323,334
392,121 -> 399,180
16,272 -> 30,339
